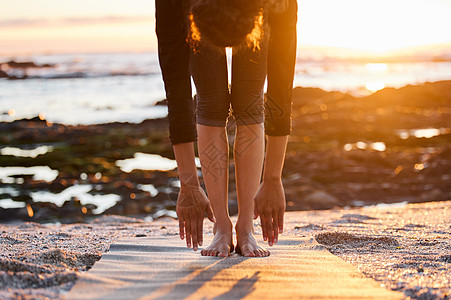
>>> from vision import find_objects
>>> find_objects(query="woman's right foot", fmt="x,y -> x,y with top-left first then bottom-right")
201,231 -> 234,257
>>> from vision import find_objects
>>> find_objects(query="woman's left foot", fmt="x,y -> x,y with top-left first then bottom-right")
235,223 -> 270,257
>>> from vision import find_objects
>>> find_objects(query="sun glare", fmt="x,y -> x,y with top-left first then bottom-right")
1,0 -> 450,55
365,82 -> 385,92
366,63 -> 388,72
299,0 -> 451,57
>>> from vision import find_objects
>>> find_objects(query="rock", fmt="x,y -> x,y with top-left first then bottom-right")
304,190 -> 339,210
315,232 -> 399,248
294,224 -> 324,231
123,200 -> 140,215
341,214 -> 377,220
0,207 -> 29,222
419,188 -> 445,202
4,60 -> 55,69
440,255 -> 451,263
90,215 -> 143,224
6,60 -> 39,68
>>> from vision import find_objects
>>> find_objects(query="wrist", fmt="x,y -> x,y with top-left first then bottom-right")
179,172 -> 199,187
262,174 -> 282,182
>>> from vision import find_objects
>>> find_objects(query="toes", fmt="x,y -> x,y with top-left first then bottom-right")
218,251 -> 228,257
199,240 -> 232,257
242,247 -> 256,257
259,248 -> 269,257
236,243 -> 271,258
245,251 -> 256,257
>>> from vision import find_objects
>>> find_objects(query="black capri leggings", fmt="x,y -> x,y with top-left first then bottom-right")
190,41 -> 268,127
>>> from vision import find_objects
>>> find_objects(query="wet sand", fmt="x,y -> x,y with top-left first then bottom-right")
1,200 -> 449,299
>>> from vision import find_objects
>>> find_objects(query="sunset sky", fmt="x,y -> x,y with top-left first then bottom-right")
1,0 -> 451,57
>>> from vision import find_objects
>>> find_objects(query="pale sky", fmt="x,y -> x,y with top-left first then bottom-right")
1,0 -> 451,56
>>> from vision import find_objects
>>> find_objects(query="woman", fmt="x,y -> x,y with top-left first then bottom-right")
156,0 -> 297,257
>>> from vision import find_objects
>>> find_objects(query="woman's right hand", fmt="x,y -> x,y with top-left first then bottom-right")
253,178 -> 286,246
176,183 -> 215,251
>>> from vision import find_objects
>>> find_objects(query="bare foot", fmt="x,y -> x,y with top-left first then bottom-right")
235,223 -> 270,257
201,223 -> 233,257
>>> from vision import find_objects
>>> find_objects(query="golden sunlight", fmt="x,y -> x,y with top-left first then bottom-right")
365,82 -> 385,92
188,13 -> 201,48
298,0 -> 451,56
247,12 -> 264,51
366,63 -> 388,73
1,0 -> 450,56
26,204 -> 34,218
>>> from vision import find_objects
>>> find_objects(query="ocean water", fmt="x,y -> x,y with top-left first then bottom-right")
1,52 -> 451,125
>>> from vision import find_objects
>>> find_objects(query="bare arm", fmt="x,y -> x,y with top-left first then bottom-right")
253,135 -> 288,246
173,142 -> 199,186
173,142 -> 215,251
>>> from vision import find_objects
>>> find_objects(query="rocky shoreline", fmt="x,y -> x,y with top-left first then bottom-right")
1,81 -> 450,223
0,60 -> 56,80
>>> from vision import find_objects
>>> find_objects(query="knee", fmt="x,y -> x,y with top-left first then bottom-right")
232,94 -> 264,126
196,94 -> 231,127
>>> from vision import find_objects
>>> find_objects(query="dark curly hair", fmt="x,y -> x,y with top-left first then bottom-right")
189,0 -> 287,49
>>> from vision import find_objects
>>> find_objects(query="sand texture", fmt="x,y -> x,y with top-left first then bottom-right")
65,236 -> 403,300
0,201 -> 450,299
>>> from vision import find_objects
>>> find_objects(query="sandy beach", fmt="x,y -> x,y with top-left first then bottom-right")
1,200 -> 449,299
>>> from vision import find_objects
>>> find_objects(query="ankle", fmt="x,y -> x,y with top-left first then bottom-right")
235,219 -> 254,233
236,209 -> 254,226
214,218 -> 233,234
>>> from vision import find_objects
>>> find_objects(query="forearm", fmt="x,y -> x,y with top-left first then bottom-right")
262,135 -> 288,181
173,142 -> 199,186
